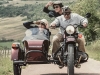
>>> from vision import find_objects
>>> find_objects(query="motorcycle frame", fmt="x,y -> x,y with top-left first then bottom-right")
53,31 -> 79,66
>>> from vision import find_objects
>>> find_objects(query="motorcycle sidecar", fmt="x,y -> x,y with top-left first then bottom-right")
11,40 -> 50,75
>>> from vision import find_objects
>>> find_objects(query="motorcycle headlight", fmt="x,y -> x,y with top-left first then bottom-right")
66,26 -> 75,34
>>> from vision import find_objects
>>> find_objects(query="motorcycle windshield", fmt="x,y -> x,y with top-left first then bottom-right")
22,28 -> 49,41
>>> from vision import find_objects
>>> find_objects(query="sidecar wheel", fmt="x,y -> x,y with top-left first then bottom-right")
13,63 -> 21,75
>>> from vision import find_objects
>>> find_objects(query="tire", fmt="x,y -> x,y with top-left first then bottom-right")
13,62 -> 21,75
67,44 -> 74,75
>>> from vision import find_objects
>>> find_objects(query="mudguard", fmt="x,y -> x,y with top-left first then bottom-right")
11,42 -> 20,61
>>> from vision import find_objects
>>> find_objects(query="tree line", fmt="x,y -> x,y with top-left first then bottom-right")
71,0 -> 100,42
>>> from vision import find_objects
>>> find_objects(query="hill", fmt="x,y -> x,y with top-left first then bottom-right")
0,16 -> 26,40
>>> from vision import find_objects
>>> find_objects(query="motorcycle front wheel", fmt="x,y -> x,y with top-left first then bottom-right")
67,44 -> 74,75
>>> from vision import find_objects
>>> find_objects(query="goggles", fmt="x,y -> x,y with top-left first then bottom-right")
63,12 -> 71,15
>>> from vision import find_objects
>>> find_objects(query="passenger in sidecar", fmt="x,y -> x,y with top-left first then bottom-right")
22,19 -> 50,41
11,19 -> 51,64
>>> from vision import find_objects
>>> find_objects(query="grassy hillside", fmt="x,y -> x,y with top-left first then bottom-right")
0,16 -> 26,40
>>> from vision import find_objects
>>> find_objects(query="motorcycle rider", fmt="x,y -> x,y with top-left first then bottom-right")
50,6 -> 88,56
43,1 -> 63,17
22,19 -> 50,41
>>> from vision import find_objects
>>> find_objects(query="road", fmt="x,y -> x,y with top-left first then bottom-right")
21,58 -> 100,75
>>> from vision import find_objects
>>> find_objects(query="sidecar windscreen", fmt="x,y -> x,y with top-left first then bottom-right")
22,27 -> 50,41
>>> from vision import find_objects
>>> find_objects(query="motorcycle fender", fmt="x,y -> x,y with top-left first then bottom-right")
11,48 -> 19,61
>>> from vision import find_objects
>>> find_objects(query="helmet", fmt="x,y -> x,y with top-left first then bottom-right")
53,1 -> 63,7
62,6 -> 71,12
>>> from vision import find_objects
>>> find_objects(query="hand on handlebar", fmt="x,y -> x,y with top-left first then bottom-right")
50,25 -> 56,29
82,23 -> 87,28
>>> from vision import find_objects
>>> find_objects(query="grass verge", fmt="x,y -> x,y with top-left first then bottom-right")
86,40 -> 100,61
0,56 -> 13,75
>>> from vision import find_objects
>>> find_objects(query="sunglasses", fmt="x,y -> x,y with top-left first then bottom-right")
63,12 -> 71,15
53,6 -> 59,9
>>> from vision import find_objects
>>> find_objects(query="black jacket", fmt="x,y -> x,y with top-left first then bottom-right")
43,7 -> 61,17
23,21 -> 38,29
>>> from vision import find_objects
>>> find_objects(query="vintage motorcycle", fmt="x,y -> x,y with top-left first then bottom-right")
11,13 -> 91,75
49,12 -> 91,75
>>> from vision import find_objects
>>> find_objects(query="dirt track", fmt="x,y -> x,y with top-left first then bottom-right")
21,58 -> 100,75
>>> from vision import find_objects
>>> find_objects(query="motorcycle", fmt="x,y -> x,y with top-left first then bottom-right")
50,12 -> 91,75
11,13 -> 91,75
11,26 -> 51,75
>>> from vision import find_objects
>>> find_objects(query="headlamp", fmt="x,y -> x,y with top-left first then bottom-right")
66,26 -> 75,34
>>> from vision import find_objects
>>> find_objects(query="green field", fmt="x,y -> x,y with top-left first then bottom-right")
0,57 -> 13,75
0,16 -> 26,40
0,41 -> 14,49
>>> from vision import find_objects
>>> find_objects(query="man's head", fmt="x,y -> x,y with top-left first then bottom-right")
62,6 -> 71,19
39,19 -> 49,29
53,1 -> 63,13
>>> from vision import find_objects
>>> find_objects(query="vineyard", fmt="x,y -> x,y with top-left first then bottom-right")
0,45 -> 13,75
0,46 -> 10,57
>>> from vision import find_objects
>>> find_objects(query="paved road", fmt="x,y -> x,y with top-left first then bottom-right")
21,58 -> 100,75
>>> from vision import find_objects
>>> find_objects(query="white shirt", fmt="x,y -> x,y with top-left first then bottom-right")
51,13 -> 88,34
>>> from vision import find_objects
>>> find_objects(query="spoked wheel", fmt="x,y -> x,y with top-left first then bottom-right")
13,62 -> 22,75
67,44 -> 74,75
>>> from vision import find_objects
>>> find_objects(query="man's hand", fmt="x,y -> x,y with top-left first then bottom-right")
45,1 -> 53,7
50,26 -> 56,29
83,23 -> 87,28
50,24 -> 56,29
34,20 -> 41,25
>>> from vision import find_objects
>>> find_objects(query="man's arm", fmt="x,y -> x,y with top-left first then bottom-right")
50,18 -> 60,29
81,18 -> 88,28
43,1 -> 56,17
23,21 -> 34,29
43,7 -> 50,13
43,1 -> 53,13
77,14 -> 88,28
23,21 -> 40,29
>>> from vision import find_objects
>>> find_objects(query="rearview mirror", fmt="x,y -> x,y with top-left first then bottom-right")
86,13 -> 91,18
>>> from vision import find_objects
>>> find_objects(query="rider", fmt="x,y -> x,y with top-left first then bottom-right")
50,6 -> 88,56
22,19 -> 50,41
43,1 -> 63,17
